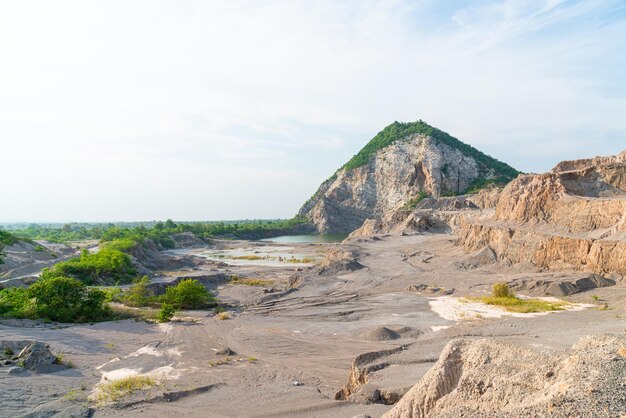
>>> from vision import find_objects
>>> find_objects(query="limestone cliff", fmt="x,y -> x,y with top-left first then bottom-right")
299,121 -> 519,233
457,151 -> 626,275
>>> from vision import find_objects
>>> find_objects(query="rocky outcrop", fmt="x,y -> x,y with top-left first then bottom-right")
299,121 -> 518,233
457,151 -> 626,275
0,340 -> 68,374
383,333 -> 626,418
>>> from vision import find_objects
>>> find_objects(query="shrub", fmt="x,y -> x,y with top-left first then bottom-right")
492,283 -> 514,298
27,276 -> 110,322
0,277 -> 111,323
95,375 -> 156,402
122,276 -> 154,307
157,304 -> 176,322
229,275 -> 273,287
216,312 -> 229,320
161,279 -> 214,309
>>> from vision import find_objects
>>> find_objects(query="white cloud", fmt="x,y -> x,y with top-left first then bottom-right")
0,0 -> 625,221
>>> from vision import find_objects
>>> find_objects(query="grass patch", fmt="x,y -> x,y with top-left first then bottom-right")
228,275 -> 273,287
472,296 -> 568,313
285,257 -> 315,264
209,356 -> 231,367
95,375 -> 156,403
54,354 -> 74,368
109,304 -> 160,322
469,283 -> 568,313
231,255 -> 266,261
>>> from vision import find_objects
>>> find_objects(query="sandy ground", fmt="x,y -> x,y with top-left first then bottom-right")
1,233 -> 625,417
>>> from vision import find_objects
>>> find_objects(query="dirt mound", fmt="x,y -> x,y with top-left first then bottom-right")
319,248 -> 365,274
362,327 -> 401,342
383,333 -> 626,418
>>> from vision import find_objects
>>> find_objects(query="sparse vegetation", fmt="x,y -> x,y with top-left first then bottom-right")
286,257 -> 315,264
94,375 -> 157,402
592,294 -> 600,301
54,353 -> 74,368
216,312 -> 230,320
469,283 -> 568,313
404,191 -> 430,210
231,255 -> 265,260
228,275 -> 273,287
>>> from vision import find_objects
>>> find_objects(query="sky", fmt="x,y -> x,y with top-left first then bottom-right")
1,0 -> 625,222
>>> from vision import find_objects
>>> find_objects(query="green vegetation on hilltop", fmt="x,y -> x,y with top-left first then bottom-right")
41,242 -> 137,285
342,120 -> 519,181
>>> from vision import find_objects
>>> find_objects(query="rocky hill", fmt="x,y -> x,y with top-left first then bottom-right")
457,151 -> 626,275
299,121 -> 519,233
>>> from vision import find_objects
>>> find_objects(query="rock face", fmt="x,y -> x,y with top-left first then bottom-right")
457,151 -> 626,275
383,333 -> 626,418
299,121 -> 518,233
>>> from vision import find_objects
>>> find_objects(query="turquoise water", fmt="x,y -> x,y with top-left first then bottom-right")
260,234 -> 348,244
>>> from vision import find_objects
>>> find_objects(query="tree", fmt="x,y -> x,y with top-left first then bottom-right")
0,242 -> 5,266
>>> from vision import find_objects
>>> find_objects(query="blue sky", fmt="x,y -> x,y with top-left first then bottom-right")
1,0 -> 625,222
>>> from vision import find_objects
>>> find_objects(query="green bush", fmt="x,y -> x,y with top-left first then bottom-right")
123,276 -> 155,307
161,279 -> 214,310
157,304 -> 176,322
0,277 -> 111,323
